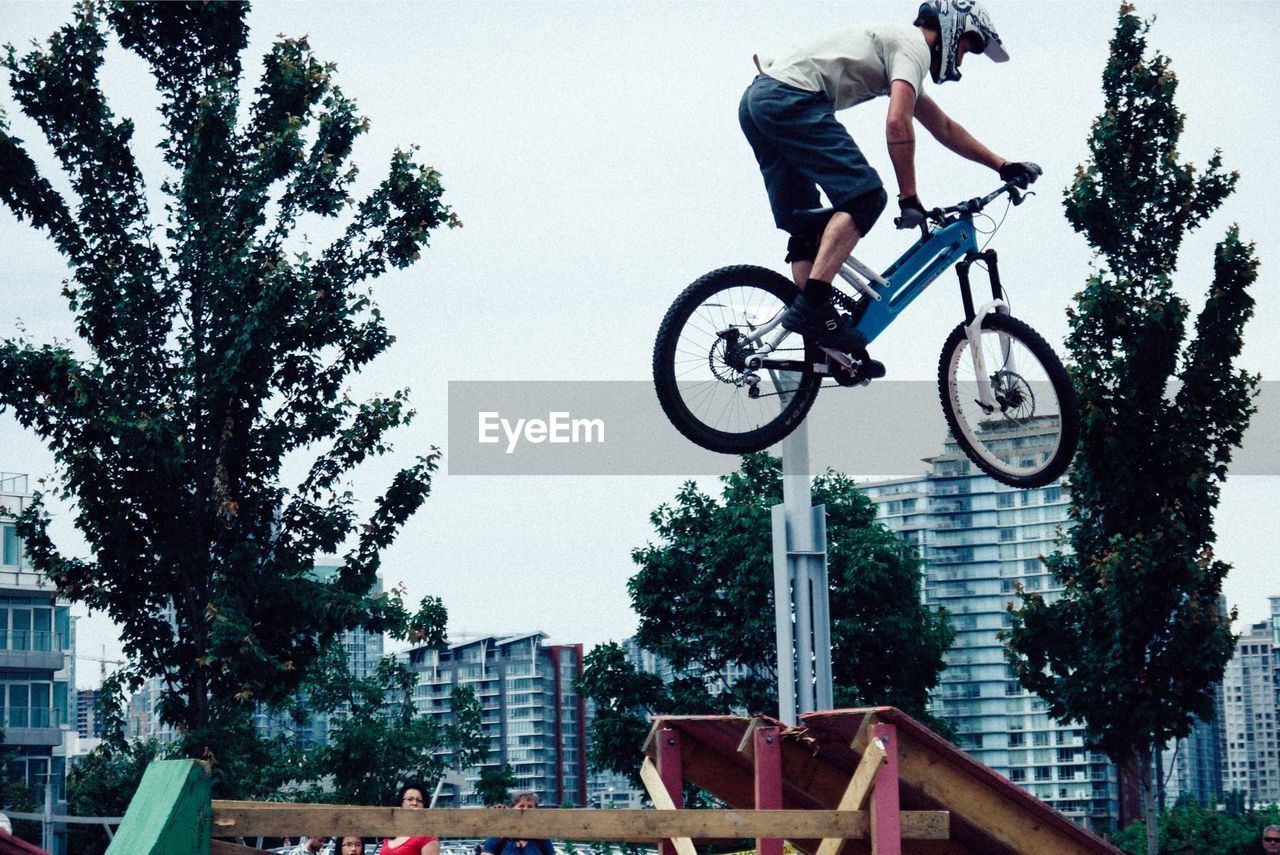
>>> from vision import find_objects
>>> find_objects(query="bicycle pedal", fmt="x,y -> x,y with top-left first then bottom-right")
819,347 -> 862,387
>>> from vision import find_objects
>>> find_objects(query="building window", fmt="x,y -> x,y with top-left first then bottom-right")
1,524 -> 19,567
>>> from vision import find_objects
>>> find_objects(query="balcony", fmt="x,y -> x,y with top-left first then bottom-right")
4,707 -> 66,746
0,631 -> 69,670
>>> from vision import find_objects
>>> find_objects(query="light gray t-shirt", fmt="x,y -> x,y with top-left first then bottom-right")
758,23 -> 930,111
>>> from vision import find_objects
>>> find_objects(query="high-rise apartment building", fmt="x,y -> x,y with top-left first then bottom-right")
862,429 -> 1120,834
1160,706 -> 1225,808
1221,596 -> 1280,806
406,633 -> 587,807
76,688 -> 104,740
1,471 -> 75,855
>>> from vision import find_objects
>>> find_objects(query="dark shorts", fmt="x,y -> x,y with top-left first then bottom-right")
738,74 -> 886,243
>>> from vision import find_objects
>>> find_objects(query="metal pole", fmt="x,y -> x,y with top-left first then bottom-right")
783,423 -> 816,715
811,505 -> 834,711
41,771 -> 53,853
771,503 -> 796,726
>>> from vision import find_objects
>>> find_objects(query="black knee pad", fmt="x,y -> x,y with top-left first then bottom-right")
838,187 -> 888,237
785,232 -> 821,264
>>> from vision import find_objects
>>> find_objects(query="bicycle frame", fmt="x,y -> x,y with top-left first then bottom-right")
741,212 -> 1013,410
851,214 -> 1006,343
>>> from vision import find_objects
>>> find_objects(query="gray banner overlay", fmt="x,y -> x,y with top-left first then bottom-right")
447,381 -> 1279,477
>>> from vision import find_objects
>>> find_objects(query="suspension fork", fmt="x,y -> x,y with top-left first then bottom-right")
956,250 -> 1011,412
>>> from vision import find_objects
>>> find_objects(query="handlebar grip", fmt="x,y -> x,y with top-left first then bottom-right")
894,208 -> 926,230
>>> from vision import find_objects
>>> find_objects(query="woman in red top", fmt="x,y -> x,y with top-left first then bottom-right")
382,782 -> 440,855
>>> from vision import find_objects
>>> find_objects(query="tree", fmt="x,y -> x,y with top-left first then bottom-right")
1111,798 -> 1280,855
475,763 -> 518,807
299,640 -> 487,807
0,1 -> 458,789
66,739 -> 164,855
1004,6 -> 1258,852
581,452 -> 954,780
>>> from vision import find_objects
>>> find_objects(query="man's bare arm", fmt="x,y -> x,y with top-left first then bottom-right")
913,95 -> 1004,171
886,80 -> 919,199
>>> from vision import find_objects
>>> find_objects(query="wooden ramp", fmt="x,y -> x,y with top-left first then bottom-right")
643,707 -> 1122,855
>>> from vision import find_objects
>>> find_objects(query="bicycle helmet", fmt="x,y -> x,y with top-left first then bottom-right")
915,0 -> 1008,84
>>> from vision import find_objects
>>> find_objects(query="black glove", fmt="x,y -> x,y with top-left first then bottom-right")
998,161 -> 1042,187
895,194 -> 927,229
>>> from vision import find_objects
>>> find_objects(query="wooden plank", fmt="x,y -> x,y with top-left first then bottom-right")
869,724 -> 901,855
209,804 -> 950,842
640,757 -> 698,855
814,737 -> 888,855
893,734 -> 1099,855
754,726 -> 783,855
737,716 -> 771,759
850,713 -> 882,756
105,760 -> 210,855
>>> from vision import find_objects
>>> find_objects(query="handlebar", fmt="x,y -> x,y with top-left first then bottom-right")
893,163 -> 1041,234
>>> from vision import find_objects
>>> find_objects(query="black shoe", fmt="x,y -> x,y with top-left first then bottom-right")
858,355 -> 886,381
781,291 -> 867,353
825,346 -> 886,386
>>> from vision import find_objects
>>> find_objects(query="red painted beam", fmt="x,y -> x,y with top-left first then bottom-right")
754,726 -> 783,855
870,723 -> 900,855
656,728 -> 684,855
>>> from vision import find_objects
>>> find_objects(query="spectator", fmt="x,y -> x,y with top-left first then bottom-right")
338,836 -> 366,855
289,833 -> 328,855
480,792 -> 555,855
381,782 -> 440,855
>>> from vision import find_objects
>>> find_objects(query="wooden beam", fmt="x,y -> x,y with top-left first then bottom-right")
653,727 -> 690,855
737,716 -> 771,759
813,737 -> 888,855
641,756 -> 698,855
209,804 -> 950,842
869,724 -> 901,855
754,726 -> 784,855
892,736 -> 1103,855
850,713 -> 882,756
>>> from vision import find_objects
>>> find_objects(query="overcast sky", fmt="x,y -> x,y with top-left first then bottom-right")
2,2 -> 1276,689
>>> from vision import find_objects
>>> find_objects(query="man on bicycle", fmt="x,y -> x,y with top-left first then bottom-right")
739,0 -> 1037,379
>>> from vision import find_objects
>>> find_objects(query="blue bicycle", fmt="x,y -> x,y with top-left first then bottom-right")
652,172 -> 1078,488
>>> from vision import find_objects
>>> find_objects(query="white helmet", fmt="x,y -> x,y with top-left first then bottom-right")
916,0 -> 1008,84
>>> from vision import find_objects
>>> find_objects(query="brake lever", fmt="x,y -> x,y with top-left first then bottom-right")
1009,188 -> 1035,207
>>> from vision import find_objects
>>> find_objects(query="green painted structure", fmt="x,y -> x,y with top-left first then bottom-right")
105,760 -> 211,855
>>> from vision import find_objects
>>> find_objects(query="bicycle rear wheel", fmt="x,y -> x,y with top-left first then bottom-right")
654,265 -> 821,454
938,312 -> 1078,488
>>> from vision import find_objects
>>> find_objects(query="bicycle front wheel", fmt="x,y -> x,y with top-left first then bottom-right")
938,312 -> 1078,488
654,265 -> 821,454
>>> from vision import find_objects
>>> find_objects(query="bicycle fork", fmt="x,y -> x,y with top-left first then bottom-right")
957,250 -> 1012,414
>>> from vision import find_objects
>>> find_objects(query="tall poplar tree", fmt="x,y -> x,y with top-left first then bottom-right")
0,1 -> 457,787
1004,6 -> 1259,850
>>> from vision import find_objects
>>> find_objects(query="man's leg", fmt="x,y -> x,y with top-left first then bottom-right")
741,77 -> 883,373
808,211 -> 859,284
782,203 -> 884,379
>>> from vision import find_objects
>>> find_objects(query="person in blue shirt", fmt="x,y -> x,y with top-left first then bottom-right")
480,792 -> 556,855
